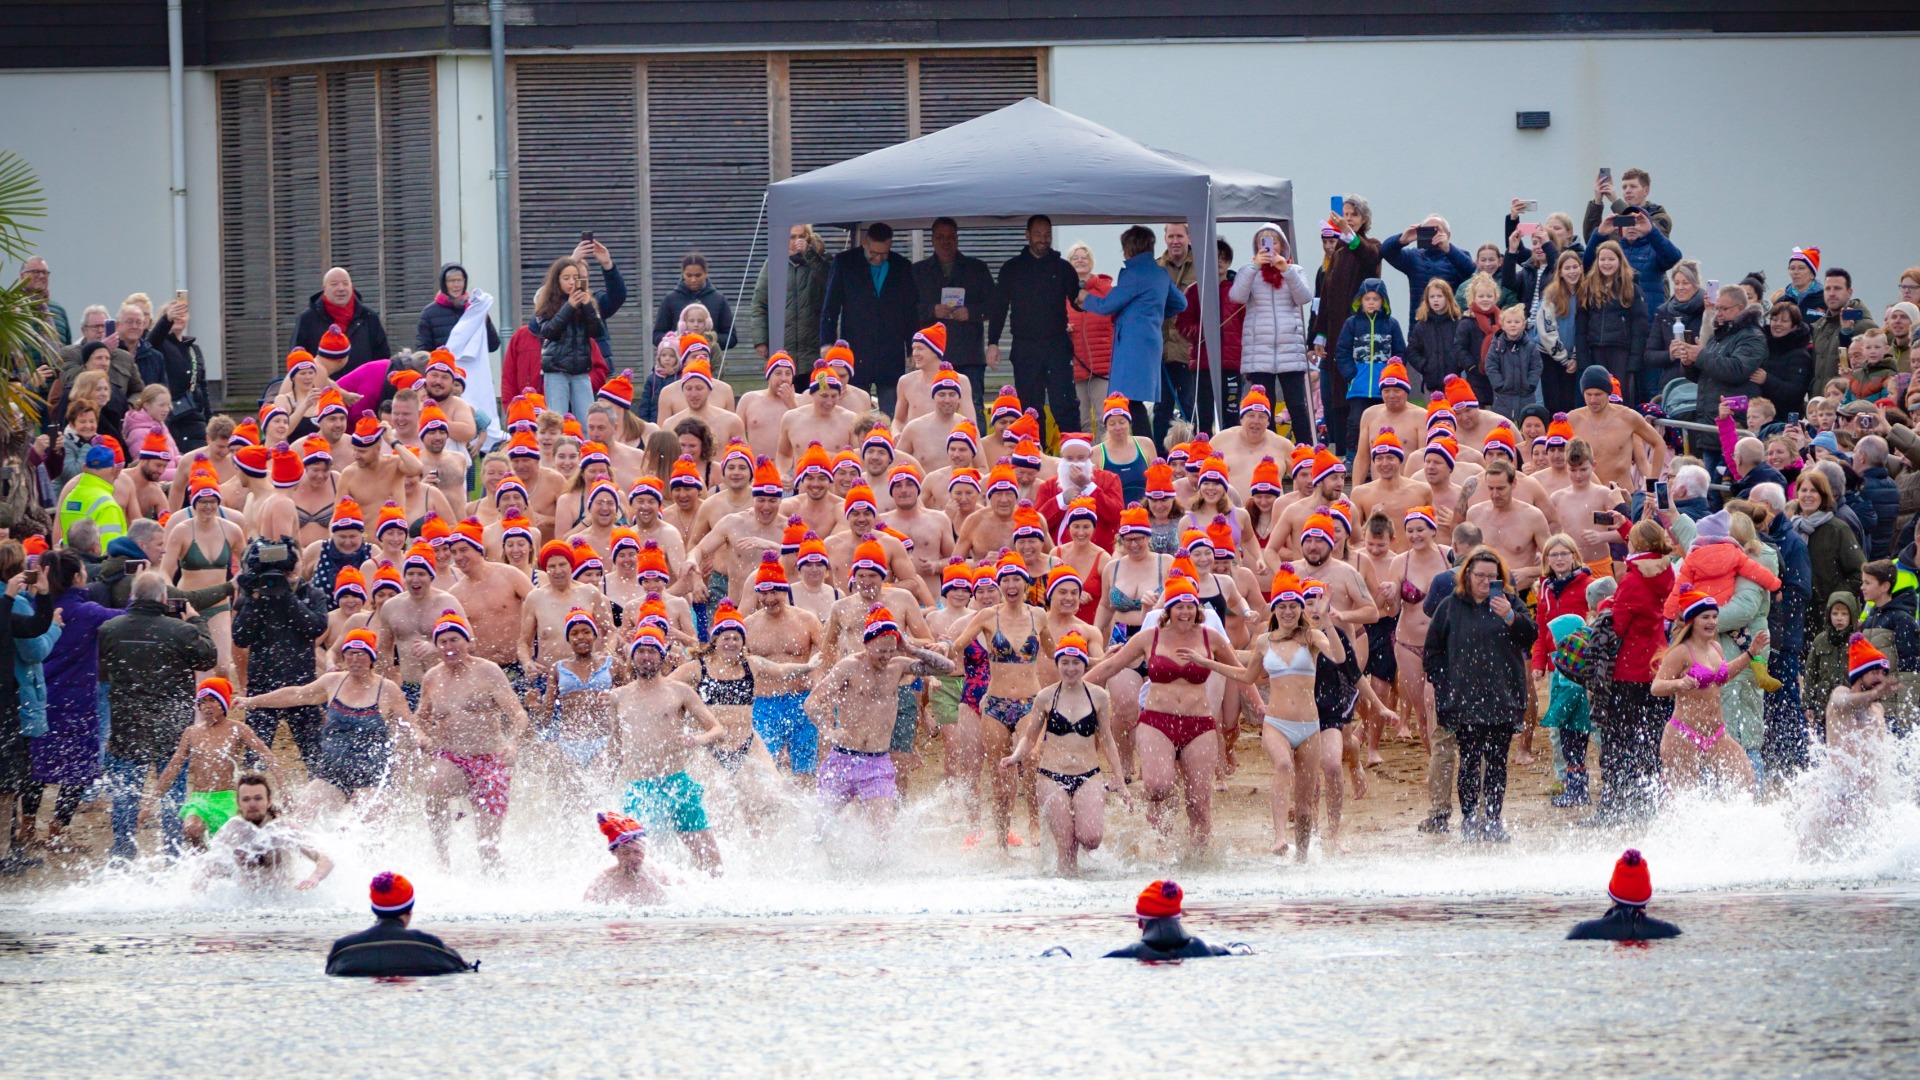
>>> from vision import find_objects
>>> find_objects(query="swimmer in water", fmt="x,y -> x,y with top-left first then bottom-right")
1566,849 -> 1681,941
584,811 -> 669,905
1104,880 -> 1235,960
1803,636 -> 1902,852
325,872 -> 474,977
144,678 -> 284,849
200,773 -> 333,892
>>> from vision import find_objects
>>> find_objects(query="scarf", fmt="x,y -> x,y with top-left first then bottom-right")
1793,510 -> 1832,537
322,294 -> 357,328
1543,564 -> 1590,601
435,292 -> 466,309
1260,258 -> 1288,290
1472,306 -> 1500,371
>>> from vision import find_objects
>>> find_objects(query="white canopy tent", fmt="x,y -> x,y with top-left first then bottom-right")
763,97 -> 1293,429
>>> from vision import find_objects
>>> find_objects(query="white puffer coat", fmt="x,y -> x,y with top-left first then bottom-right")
1229,224 -> 1315,376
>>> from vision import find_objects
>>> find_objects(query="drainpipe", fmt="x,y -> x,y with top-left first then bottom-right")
167,0 -> 187,291
490,0 -> 512,328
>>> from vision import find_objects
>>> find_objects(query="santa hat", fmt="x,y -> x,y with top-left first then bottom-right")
1136,879 -> 1183,918
755,551 -> 791,593
1370,430 -> 1405,460
369,871 -> 415,914
1058,431 -> 1092,457
1607,849 -> 1652,907
316,324 -> 351,362
597,811 -> 646,851
862,604 -> 901,642
913,322 -> 947,358
1054,631 -> 1091,663
1848,633 -> 1891,682
196,676 -> 234,713
1789,246 -> 1820,274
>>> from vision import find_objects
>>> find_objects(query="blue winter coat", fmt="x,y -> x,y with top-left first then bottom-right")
11,592 -> 60,738
1082,251 -> 1187,403
1583,228 -> 1684,316
1334,309 -> 1407,400
1861,465 -> 1900,560
1381,235 -> 1476,314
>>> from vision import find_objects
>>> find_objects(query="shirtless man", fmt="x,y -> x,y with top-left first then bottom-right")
1420,436 -> 1469,549
954,465 -> 1020,559
1467,427 -> 1557,532
170,416 -> 240,514
202,773 -> 333,893
373,542 -> 467,709
1565,364 -> 1667,488
881,465 -> 956,598
568,480 -> 624,560
446,521 -> 536,689
806,605 -> 956,830
655,337 -> 738,418
1353,361 -> 1426,484
1532,417 -> 1577,497
415,610 -> 529,869
1215,387 -> 1296,499
979,389 -> 1025,466
1547,440 -> 1628,579
506,431 -> 567,535
585,404 -> 648,489
1350,431 -> 1432,552
813,346 -> 874,416
737,351 -> 802,460
921,422 -> 983,512
687,442 -> 756,548
743,554 -> 827,775
123,435 -> 171,520
686,458 -> 788,607
659,358 -> 746,447
416,405 -> 472,512
1441,374 -> 1513,454
856,426 -> 922,513
789,535 -> 838,624
826,491 -> 934,607
782,370 -> 860,475
822,552 -> 935,666
1465,459 -> 1552,590
894,326 -> 977,429
609,626 -> 729,872
339,417 -> 423,518
898,363 -> 979,468
779,443 -> 841,539
147,677 -> 282,848
1806,641 -> 1902,848
1298,512 -> 1381,662
1268,449 -> 1347,562
624,477 -> 686,570
418,350 -> 479,444
520,539 -> 615,684
584,811 -> 668,905
313,388 -> 353,463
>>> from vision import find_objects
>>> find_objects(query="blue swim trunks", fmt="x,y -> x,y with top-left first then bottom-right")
891,679 -> 924,753
622,770 -> 710,833
752,691 -> 818,774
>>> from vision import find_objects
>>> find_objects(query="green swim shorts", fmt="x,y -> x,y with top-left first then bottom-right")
180,789 -> 239,835
621,770 -> 710,833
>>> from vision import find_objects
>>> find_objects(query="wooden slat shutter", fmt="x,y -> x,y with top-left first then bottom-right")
788,57 -> 908,175
267,74 -> 322,402
378,65 -> 438,338
644,58 -> 770,370
325,71 -> 384,316
917,55 -> 1044,354
513,60 -> 639,365
217,76 -> 275,402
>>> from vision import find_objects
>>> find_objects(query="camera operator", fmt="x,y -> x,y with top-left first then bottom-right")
230,536 -> 330,765
97,571 -> 217,859
89,520 -> 231,612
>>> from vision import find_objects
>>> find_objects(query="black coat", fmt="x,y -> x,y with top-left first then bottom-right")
1861,466 -> 1900,561
651,281 -> 736,350
230,581 -> 330,695
1758,323 -> 1813,422
1422,589 -> 1536,729
1685,305 -> 1767,422
1578,293 -> 1650,380
1102,917 -> 1233,959
530,298 -> 606,377
1644,291 -> 1704,394
415,263 -> 502,353
912,253 -> 998,369
818,248 -> 919,386
291,290 -> 392,378
326,916 -> 472,977
1405,315 -> 1461,393
1567,905 -> 1681,941
988,247 -> 1081,344
146,310 -> 212,450
96,600 -> 219,764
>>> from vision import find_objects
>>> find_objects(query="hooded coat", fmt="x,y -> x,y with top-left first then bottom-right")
414,264 -> 501,353
1686,304 -> 1766,422
651,278 -> 737,351
1334,280 -> 1406,400
1804,590 -> 1863,721
1228,225 -> 1316,376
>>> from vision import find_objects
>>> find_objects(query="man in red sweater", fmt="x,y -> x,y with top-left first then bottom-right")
1035,432 -> 1124,551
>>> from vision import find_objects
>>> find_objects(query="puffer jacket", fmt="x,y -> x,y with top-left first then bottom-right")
1405,313 -> 1459,396
1803,590 -> 1860,718
1067,273 -> 1115,378
1758,323 -> 1813,424
1860,465 -> 1899,560
1228,253 -> 1315,376
1578,293 -> 1650,380
1335,306 -> 1406,401
1483,330 -> 1541,418
1174,276 -> 1243,373
1380,234 -> 1476,315
1685,304 -> 1766,422
532,297 -> 606,376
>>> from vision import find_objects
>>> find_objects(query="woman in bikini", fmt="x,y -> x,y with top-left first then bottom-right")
1142,462 -> 1184,554
1093,507 -> 1169,780
1652,588 -> 1767,797
667,601 -> 815,828
1085,573 -> 1240,849
360,507 -> 413,581
1245,456 -> 1286,580
160,478 -> 245,680
395,458 -> 458,537
1383,506 -> 1451,763
469,454 -> 513,522
1000,632 -> 1132,876
1010,504 -> 1060,607
1180,569 -> 1339,858
1353,510 -> 1403,766
944,553 -> 1054,850
1051,498 -> 1111,625
926,562 -> 983,833
239,629 -> 414,822
534,608 -> 623,808
1178,459 -> 1253,555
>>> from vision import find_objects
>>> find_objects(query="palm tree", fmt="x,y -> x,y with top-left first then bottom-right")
0,150 -> 54,451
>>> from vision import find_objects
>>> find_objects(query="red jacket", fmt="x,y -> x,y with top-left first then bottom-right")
1610,560 -> 1675,683
1530,567 -> 1592,673
1175,277 -> 1244,372
1035,471 -> 1124,552
1068,274 -> 1115,378
501,324 -> 609,402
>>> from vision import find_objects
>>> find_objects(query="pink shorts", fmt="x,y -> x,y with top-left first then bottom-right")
817,747 -> 898,806
435,749 -> 511,816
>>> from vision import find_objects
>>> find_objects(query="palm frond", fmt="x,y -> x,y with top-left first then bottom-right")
0,282 -> 55,447
0,151 -> 48,263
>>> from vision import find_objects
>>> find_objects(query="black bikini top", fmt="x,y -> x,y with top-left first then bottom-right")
1045,684 -> 1099,738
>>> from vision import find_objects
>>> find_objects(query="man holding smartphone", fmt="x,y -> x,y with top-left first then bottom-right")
1583,166 -> 1672,238
1810,267 -> 1877,391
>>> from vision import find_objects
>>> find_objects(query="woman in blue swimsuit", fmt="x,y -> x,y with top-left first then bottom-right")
944,552 -> 1055,851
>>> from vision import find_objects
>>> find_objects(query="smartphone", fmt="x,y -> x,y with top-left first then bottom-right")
1705,279 -> 1721,297
1592,511 -> 1614,526
123,559 -> 148,576
1330,195 -> 1344,214
1611,213 -> 1637,228
580,231 -> 594,242
1643,478 -> 1658,495
426,468 -> 441,484
1682,330 -> 1698,346
104,318 -> 116,338
1725,395 -> 1749,412
1416,225 -> 1437,250
1517,222 -> 1540,238
1518,199 -> 1539,213
1260,235 -> 1276,255
24,553 -> 38,573
174,289 -> 188,303
1786,412 -> 1800,426
1488,579 -> 1504,600
1598,167 -> 1612,186
1843,308 -> 1860,326
168,598 -> 187,617
1655,480 -> 1670,509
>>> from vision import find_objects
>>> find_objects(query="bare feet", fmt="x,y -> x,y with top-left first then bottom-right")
1349,764 -> 1370,800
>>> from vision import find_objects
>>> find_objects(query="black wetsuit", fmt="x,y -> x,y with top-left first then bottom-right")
325,915 -> 474,976
1103,916 -> 1234,959
1566,904 -> 1682,942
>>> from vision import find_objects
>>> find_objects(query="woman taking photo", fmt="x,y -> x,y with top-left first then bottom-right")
1230,223 -> 1317,440
1422,546 -> 1536,843
1085,574 -> 1240,850
945,553 -> 1055,850
1576,240 -> 1648,406
1000,632 -> 1130,876
1652,588 -> 1767,796
530,256 -> 606,419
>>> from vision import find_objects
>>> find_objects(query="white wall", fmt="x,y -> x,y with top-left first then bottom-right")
0,68 -> 225,376
1052,37 -> 1920,313
437,55 -> 507,326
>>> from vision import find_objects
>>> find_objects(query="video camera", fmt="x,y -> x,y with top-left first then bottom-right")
235,536 -> 299,597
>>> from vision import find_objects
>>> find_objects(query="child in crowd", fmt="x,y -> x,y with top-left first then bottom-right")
1543,611 -> 1595,806
1335,278 -> 1405,460
1843,330 -> 1897,405
1805,394 -> 1839,434
145,678 -> 282,848
1802,591 -> 1863,741
637,331 -> 682,423
1662,509 -> 1784,690
1484,302 -> 1541,420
